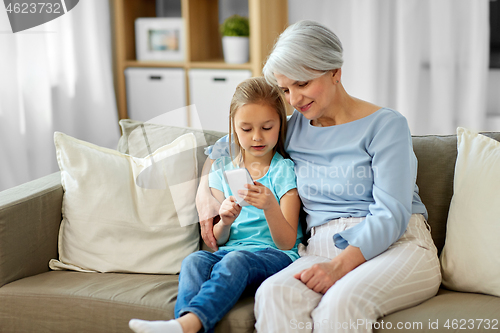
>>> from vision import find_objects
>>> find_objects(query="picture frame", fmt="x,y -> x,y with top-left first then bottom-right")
135,18 -> 185,62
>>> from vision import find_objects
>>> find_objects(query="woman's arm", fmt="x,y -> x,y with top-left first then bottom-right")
197,135 -> 234,250
333,115 -> 416,260
239,184 -> 300,250
196,157 -> 221,250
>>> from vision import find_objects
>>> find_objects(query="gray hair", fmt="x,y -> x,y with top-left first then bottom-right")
263,20 -> 344,85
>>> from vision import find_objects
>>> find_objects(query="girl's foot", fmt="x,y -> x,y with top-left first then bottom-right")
129,319 -> 183,333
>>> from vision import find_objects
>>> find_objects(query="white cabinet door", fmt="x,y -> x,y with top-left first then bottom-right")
189,69 -> 252,132
125,67 -> 187,127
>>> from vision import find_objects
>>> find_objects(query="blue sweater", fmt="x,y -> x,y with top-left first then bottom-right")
207,108 -> 427,260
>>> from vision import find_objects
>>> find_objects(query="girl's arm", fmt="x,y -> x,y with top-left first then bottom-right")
210,188 -> 241,245
240,184 -> 300,250
265,188 -> 301,250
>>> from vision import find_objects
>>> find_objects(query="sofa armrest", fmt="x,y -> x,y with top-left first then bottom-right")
0,172 -> 63,288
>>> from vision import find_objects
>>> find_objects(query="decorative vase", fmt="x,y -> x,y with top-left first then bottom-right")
222,36 -> 249,64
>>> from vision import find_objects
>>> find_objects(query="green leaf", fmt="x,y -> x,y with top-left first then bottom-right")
220,15 -> 249,37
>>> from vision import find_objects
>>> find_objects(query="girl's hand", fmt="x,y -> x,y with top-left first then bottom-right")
238,181 -> 277,211
219,196 -> 242,226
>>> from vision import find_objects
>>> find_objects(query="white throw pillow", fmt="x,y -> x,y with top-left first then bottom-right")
440,127 -> 500,296
49,132 -> 200,274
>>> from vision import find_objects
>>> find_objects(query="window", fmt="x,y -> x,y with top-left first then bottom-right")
490,0 -> 500,68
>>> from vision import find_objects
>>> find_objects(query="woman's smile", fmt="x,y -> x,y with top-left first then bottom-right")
298,101 -> 313,113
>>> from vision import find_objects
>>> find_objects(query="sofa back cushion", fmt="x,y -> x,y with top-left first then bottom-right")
412,132 -> 500,254
51,132 -> 202,274
439,128 -> 500,297
117,122 -> 500,256
118,119 -> 226,179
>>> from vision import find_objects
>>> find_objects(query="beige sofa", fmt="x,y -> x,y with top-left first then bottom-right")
1,123 -> 499,333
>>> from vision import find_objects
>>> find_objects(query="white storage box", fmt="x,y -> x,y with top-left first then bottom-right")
125,67 -> 187,126
188,69 -> 252,133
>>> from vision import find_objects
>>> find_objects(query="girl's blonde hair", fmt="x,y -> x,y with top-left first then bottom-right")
229,76 -> 288,163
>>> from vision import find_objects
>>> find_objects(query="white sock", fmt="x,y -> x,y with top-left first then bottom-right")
129,319 -> 183,333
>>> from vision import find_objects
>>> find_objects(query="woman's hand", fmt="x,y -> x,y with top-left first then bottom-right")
219,196 -> 242,226
197,192 -> 221,251
196,157 -> 221,251
293,261 -> 343,294
294,245 -> 366,294
238,182 -> 277,211
199,216 -> 219,251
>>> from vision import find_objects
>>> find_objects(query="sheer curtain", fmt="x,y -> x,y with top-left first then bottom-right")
0,0 -> 119,191
288,0 -> 490,135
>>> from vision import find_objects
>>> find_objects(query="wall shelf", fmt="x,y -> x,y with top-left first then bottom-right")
111,0 -> 289,120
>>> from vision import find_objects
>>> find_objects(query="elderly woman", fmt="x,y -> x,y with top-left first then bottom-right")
198,20 -> 441,333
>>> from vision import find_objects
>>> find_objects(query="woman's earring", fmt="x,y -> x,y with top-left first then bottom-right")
336,80 -> 339,83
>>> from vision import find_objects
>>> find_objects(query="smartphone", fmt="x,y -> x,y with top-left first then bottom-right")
223,168 -> 254,207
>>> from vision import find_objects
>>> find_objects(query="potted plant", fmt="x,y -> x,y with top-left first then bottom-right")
220,15 -> 250,64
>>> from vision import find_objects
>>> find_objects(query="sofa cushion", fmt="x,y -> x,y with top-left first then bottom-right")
0,271 -> 177,333
0,271 -> 255,333
4,273 -> 497,333
440,128 -> 500,297
411,132 -> 500,255
376,288 -> 500,332
117,119 -> 226,179
50,132 -> 200,274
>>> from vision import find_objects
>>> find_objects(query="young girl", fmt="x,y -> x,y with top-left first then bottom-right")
129,77 -> 303,333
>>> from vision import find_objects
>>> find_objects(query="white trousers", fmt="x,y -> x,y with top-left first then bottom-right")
254,214 -> 441,333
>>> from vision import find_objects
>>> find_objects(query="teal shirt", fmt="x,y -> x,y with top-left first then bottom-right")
209,152 -> 302,261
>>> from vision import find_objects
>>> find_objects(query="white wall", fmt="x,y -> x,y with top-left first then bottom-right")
288,0 -> 497,133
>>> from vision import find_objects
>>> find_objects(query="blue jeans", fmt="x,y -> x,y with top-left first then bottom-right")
174,248 -> 292,333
